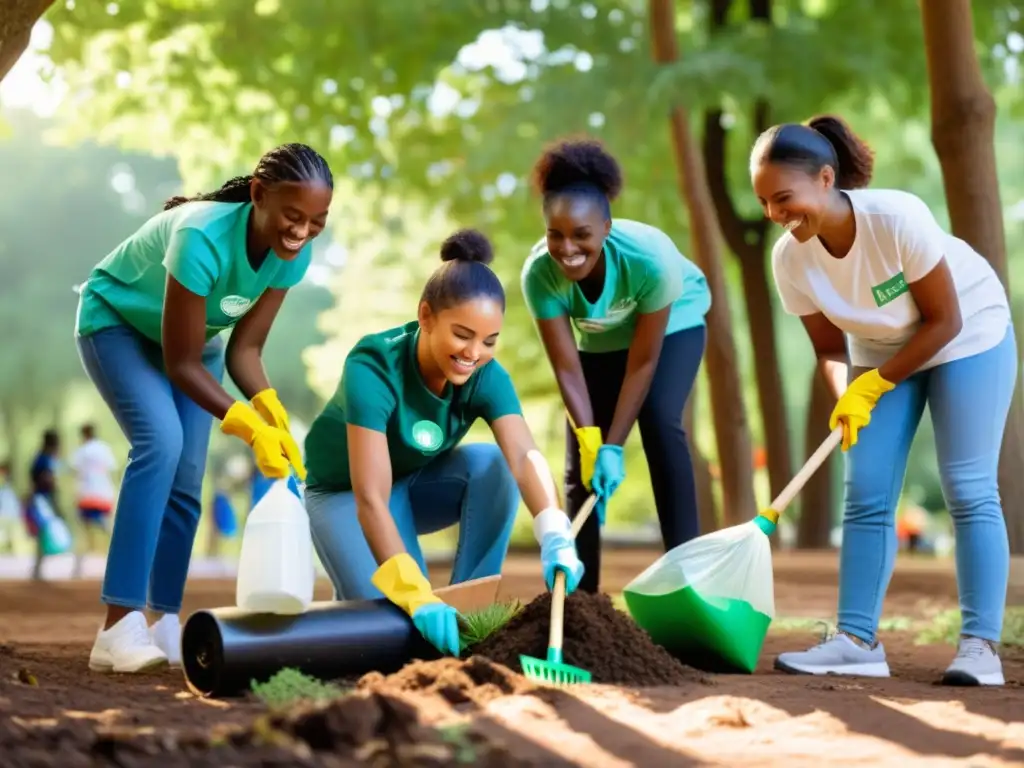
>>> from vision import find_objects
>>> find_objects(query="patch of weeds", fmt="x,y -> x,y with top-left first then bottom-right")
250,667 -> 348,710
459,599 -> 523,653
878,616 -> 914,632
915,607 -> 1024,647
772,616 -> 828,632
438,723 -> 477,764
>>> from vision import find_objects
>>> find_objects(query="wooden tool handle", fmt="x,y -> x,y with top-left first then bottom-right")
548,568 -> 567,653
570,494 -> 599,539
547,493 -> 597,654
769,427 -> 843,515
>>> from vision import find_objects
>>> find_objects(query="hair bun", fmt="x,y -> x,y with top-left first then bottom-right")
440,229 -> 495,265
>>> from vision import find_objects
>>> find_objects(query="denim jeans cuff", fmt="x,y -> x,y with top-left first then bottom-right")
101,593 -> 147,611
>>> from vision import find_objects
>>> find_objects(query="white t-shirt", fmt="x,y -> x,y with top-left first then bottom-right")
772,189 -> 1010,370
70,438 -> 118,509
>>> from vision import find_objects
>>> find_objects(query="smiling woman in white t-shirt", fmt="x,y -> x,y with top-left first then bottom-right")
751,114 -> 1015,687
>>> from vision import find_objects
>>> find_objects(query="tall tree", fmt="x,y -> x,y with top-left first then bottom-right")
920,0 -> 1024,554
0,0 -> 53,82
702,0 -> 794,504
649,0 -> 757,526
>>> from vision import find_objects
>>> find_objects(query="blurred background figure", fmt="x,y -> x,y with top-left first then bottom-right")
70,423 -> 118,578
897,502 -> 933,555
26,428 -> 67,580
0,460 -> 23,554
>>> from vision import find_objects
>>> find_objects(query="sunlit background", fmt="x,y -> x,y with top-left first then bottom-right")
2,2 -> 1024,572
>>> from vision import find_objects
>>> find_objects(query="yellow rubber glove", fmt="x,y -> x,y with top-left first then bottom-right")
829,369 -> 895,452
575,425 -> 603,491
220,402 -> 307,481
372,553 -> 461,656
371,552 -> 443,616
251,388 -> 290,431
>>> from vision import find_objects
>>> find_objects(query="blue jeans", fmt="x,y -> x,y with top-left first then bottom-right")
839,325 -> 1017,644
76,325 -> 225,613
306,443 -> 520,601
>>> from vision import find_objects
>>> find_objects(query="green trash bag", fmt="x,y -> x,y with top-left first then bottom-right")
623,520 -> 775,674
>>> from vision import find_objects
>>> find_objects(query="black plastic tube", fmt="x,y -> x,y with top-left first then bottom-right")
181,598 -> 441,698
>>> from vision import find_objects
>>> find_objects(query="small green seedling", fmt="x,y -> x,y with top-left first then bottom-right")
459,599 -> 523,653
250,667 -> 347,710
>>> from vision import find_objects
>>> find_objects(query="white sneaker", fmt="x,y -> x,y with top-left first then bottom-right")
89,611 -> 168,673
942,636 -> 1004,686
775,630 -> 891,677
150,613 -> 182,667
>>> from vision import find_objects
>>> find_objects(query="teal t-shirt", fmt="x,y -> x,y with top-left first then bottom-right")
520,218 -> 711,353
304,321 -> 524,492
76,201 -> 312,342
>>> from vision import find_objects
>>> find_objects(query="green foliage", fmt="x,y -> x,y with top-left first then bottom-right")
12,0 -> 1024,531
459,599 -> 524,652
250,667 -> 347,710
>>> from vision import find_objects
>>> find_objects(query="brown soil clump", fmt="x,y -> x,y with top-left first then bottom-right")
357,655 -> 533,706
0,687 -> 515,767
472,590 -> 707,686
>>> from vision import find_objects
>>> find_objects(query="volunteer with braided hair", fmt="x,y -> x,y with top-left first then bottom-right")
520,137 -> 712,594
751,114 -> 1014,686
303,229 -> 584,657
75,143 -> 334,674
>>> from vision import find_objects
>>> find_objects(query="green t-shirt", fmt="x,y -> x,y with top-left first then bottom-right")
76,201 -> 312,342
304,321 -> 524,492
520,218 -> 711,353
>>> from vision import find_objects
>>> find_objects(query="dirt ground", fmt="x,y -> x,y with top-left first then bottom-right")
1,549 -> 1021,766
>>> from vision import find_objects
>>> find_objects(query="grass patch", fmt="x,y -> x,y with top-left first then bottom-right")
459,599 -> 523,653
250,667 -> 348,710
915,607 -> 1024,647
438,723 -> 478,764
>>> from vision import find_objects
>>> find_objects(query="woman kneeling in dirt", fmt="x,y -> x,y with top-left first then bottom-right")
302,229 -> 585,657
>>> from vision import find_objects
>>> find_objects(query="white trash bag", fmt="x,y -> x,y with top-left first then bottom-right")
235,478 -> 314,614
625,520 -> 776,619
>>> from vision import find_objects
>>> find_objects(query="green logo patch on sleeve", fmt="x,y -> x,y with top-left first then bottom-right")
872,272 -> 908,307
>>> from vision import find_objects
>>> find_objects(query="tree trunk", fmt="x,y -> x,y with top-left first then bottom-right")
649,0 -> 757,526
703,0 -> 794,503
797,368 -> 837,548
0,0 -> 54,83
920,0 -> 1024,555
684,385 -> 719,534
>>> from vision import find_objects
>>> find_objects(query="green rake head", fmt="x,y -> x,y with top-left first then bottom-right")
519,649 -> 592,686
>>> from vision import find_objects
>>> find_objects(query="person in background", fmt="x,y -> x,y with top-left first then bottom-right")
303,229 -> 585,657
70,423 -> 119,578
75,142 -> 333,673
0,460 -> 23,554
27,429 -> 62,580
520,137 -> 711,593
751,113 -> 1014,687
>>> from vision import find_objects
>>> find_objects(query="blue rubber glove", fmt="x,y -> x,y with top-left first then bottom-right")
540,532 -> 584,595
534,507 -> 585,595
591,444 -> 625,523
411,602 -> 462,657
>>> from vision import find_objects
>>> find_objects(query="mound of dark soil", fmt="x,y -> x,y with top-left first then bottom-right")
358,655 -> 533,706
472,590 -> 707,686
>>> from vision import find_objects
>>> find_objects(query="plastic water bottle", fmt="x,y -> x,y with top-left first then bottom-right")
235,478 -> 314,614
